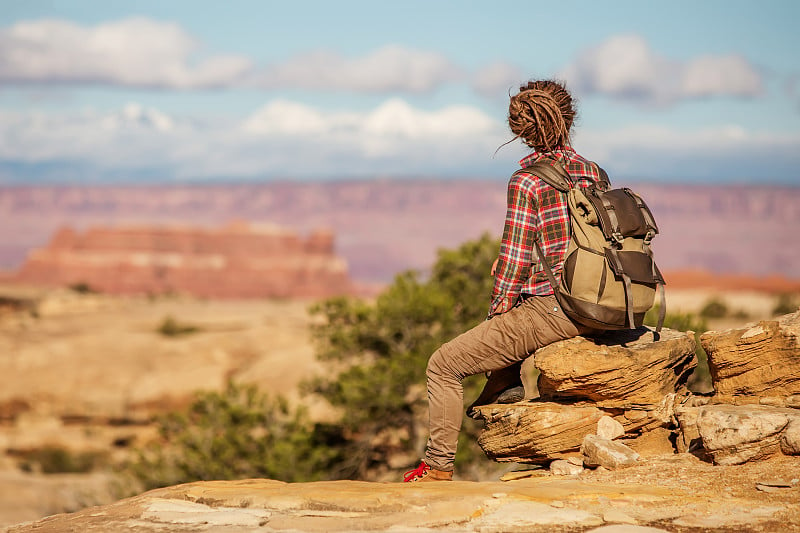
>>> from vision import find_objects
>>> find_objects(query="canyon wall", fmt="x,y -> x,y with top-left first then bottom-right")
15,223 -> 353,299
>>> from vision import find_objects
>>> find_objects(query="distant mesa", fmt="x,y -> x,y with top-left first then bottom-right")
664,269 -> 800,293
14,222 -> 354,299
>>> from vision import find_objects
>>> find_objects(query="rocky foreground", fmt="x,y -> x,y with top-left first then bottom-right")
3,310 -> 800,532
2,455 -> 799,533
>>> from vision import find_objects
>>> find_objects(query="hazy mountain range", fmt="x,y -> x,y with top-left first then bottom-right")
2,180 -> 799,284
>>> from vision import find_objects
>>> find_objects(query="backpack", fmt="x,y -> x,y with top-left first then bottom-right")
518,160 -> 666,332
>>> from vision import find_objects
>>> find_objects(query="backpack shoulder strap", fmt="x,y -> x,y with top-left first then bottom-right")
516,159 -> 610,192
514,160 -> 572,192
596,166 -> 611,190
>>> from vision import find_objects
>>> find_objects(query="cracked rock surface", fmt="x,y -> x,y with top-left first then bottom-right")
4,455 -> 799,533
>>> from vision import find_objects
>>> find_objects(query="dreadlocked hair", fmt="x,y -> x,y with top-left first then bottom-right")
508,80 -> 576,152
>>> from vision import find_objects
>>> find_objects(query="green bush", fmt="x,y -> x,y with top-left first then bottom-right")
699,298 -> 728,319
156,315 -> 199,337
19,446 -> 106,474
69,282 -> 96,294
131,382 -> 339,490
773,293 -> 799,316
308,233 -> 499,480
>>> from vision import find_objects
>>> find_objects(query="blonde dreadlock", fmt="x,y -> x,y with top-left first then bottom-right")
508,80 -> 576,153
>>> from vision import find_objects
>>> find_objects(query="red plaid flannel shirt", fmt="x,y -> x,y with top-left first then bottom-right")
488,147 -> 603,317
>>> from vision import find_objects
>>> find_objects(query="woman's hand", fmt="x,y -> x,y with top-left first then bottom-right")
491,258 -> 499,276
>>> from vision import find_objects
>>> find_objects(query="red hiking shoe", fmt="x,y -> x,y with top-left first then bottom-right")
403,461 -> 453,482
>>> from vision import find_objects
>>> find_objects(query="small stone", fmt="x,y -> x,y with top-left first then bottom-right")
500,470 -> 537,482
597,416 -> 625,440
756,479 -> 793,488
550,459 -> 583,476
550,500 -> 565,508
582,434 -> 640,470
756,484 -> 782,493
492,493 -> 508,498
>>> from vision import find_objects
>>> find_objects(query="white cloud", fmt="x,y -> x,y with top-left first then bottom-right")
0,18 -> 252,88
0,99 -> 507,181
253,45 -> 462,93
0,19 -> 463,94
2,99 -> 797,184
241,98 -> 496,141
560,35 -> 764,105
242,100 -> 337,135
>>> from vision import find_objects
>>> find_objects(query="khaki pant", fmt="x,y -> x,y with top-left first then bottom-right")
424,294 -> 591,472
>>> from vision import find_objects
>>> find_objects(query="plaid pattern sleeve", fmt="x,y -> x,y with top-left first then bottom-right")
488,147 -> 602,318
488,172 -> 540,317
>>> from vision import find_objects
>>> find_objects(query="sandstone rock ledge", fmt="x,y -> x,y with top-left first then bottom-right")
4,462 -> 800,533
476,314 -> 800,468
476,327 -> 698,464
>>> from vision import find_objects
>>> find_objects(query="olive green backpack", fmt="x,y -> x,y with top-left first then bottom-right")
519,161 -> 666,332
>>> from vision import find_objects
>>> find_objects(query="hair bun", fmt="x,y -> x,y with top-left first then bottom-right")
508,80 -> 575,152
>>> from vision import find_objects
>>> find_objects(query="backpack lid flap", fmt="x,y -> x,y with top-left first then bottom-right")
585,188 -> 658,239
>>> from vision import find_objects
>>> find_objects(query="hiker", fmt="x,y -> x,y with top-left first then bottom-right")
404,79 -> 605,482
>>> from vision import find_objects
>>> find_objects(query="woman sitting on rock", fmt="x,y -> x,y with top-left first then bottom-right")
404,79 -> 604,482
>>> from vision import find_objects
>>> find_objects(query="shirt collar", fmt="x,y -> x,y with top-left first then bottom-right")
519,146 -> 575,168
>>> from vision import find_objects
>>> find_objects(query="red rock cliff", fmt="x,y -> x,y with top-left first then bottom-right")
15,223 -> 353,299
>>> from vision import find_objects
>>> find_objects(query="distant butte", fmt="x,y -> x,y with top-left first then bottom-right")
14,222 -> 354,299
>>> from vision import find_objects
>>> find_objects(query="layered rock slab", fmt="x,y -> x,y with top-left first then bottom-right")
701,309 -> 800,404
476,403 -> 603,463
533,327 -> 697,408
476,328 -> 697,463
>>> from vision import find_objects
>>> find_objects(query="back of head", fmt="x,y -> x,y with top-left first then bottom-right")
508,80 -> 576,153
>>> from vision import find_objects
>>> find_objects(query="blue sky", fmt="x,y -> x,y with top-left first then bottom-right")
0,0 -> 798,184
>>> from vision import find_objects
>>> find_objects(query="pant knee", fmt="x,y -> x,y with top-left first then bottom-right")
427,342 -> 464,383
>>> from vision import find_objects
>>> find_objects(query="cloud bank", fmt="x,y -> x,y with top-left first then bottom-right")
560,35 -> 764,104
1,99 -> 797,184
0,18 -> 253,88
0,99 -> 507,181
0,18 -> 768,105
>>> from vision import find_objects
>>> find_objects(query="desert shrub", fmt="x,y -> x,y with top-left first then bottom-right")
644,306 -> 711,393
68,282 -> 96,294
156,315 -> 199,337
131,382 -> 340,490
699,298 -> 728,319
308,233 -> 499,480
773,293 -> 799,316
19,446 -> 106,474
